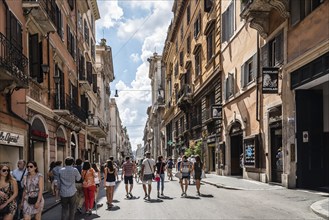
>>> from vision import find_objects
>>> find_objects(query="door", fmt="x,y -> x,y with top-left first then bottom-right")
230,133 -> 243,175
270,124 -> 282,183
296,90 -> 324,189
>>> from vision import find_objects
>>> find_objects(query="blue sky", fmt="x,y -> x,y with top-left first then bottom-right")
95,0 -> 173,151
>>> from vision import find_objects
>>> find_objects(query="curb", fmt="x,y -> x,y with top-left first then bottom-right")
310,198 -> 329,220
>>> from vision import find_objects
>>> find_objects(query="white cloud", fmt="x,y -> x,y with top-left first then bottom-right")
130,53 -> 140,63
96,0 -> 124,29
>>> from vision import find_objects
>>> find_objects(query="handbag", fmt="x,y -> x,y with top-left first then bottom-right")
154,174 -> 160,182
27,196 -> 38,205
174,172 -> 182,179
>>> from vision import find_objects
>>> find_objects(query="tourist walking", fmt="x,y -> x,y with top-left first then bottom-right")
166,158 -> 174,181
180,155 -> 192,197
73,159 -> 84,213
47,161 -> 56,196
91,163 -> 101,206
141,151 -> 156,200
192,155 -> 204,196
155,156 -> 166,198
11,160 -> 26,220
58,157 -> 81,220
21,161 -> 44,220
0,164 -> 18,220
104,160 -> 116,209
122,156 -> 135,199
51,161 -> 62,202
81,161 -> 96,215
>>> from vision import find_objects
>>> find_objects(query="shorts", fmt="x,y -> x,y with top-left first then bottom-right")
124,176 -> 133,185
105,181 -> 116,187
142,174 -> 153,185
182,173 -> 190,179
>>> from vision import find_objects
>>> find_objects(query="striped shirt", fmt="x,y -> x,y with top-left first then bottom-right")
122,161 -> 134,177
58,166 -> 81,197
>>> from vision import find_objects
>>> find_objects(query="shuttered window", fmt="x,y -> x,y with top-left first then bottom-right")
187,4 -> 191,25
261,31 -> 283,67
241,53 -> 257,88
206,29 -> 215,61
194,13 -> 201,39
84,20 -> 89,45
6,10 -> 22,52
187,35 -> 191,54
54,4 -> 63,38
180,51 -> 184,67
195,50 -> 201,76
29,34 -> 44,83
224,73 -> 234,100
222,2 -> 234,42
92,74 -> 97,93
290,0 -> 323,26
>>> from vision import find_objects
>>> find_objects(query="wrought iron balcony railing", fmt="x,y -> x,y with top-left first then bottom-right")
0,32 -> 29,87
54,94 -> 87,122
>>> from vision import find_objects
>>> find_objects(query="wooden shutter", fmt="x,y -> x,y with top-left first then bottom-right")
261,43 -> 269,67
29,34 -> 40,79
252,53 -> 258,80
228,73 -> 234,97
72,84 -> 78,104
222,9 -> 227,42
37,41 -> 43,83
92,74 -> 97,93
275,31 -> 283,65
67,25 -> 71,53
290,0 -> 301,26
59,69 -> 65,109
228,3 -> 234,39
241,63 -> 246,88
223,78 -> 227,100
6,8 -> 10,39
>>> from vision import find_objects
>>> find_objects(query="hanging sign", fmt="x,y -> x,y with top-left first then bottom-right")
262,67 -> 279,93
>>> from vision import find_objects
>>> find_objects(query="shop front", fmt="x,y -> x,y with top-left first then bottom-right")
0,130 -> 25,167
291,52 -> 329,190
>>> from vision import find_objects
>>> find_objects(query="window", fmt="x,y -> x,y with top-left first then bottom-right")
84,20 -> 89,45
180,51 -> 184,67
222,2 -> 234,42
68,0 -> 74,10
175,40 -> 178,53
241,53 -> 257,88
204,0 -> 213,13
291,0 -> 323,26
67,25 -> 76,60
180,25 -> 184,41
224,73 -> 234,100
206,29 -> 215,61
54,4 -> 63,38
261,31 -> 283,67
187,4 -> 191,25
91,39 -> 95,61
195,50 -> 202,76
6,10 -> 22,52
29,34 -> 43,83
194,13 -> 201,39
77,11 -> 82,31
174,62 -> 178,76
187,35 -> 191,54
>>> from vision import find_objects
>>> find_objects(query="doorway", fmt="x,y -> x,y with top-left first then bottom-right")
230,122 -> 243,175
270,123 -> 282,183
296,88 -> 329,190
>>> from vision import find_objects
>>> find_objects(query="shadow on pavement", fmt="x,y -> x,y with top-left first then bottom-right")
181,195 -> 200,199
112,199 -> 120,203
124,196 -> 140,200
158,196 -> 173,200
107,206 -> 120,211
199,194 -> 214,198
144,198 -> 164,203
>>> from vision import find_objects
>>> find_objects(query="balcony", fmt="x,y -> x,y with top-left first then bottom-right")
240,0 -> 289,38
22,0 -> 56,34
87,115 -> 107,138
177,84 -> 193,111
0,33 -> 29,92
54,94 -> 87,123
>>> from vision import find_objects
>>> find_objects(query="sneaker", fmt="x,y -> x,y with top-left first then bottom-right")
197,191 -> 201,196
77,207 -> 82,214
126,193 -> 129,198
147,195 -> 151,200
157,192 -> 160,198
143,194 -> 148,200
181,192 -> 184,197
129,192 -> 133,198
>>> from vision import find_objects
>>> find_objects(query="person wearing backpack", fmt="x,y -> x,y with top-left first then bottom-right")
73,158 -> 84,213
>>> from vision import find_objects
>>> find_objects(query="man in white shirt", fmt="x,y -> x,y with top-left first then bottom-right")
141,151 -> 156,200
11,159 -> 26,219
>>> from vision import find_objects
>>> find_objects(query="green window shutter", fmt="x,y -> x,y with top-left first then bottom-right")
241,63 -> 245,88
275,31 -> 283,65
29,34 -> 40,79
252,53 -> 258,80
261,43 -> 269,67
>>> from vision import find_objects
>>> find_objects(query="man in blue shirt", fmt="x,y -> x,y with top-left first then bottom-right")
58,157 -> 81,220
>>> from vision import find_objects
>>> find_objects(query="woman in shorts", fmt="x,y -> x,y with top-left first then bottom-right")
104,160 -> 116,209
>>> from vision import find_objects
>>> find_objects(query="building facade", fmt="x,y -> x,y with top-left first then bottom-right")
162,0 -> 222,171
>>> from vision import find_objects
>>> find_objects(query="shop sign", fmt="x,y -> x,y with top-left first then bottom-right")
0,131 -> 24,147
57,137 -> 66,143
31,130 -> 48,138
211,104 -> 222,119
262,67 -> 279,93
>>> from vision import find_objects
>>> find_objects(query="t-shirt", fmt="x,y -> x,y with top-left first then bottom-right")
156,162 -> 166,174
122,161 -> 134,177
167,160 -> 174,169
142,158 -> 156,175
181,161 -> 191,174
81,168 -> 96,188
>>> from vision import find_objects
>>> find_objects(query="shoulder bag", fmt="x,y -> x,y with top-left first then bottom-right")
146,160 -> 155,179
27,175 -> 39,205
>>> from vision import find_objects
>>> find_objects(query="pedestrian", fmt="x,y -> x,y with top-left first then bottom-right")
47,161 -> 55,196
51,161 -> 63,202
73,158 -> 84,214
91,163 -> 101,205
81,161 -> 96,215
122,156 -> 135,199
109,157 -> 119,181
0,164 -> 18,220
192,155 -> 204,196
58,157 -> 81,220
104,160 -> 116,209
21,161 -> 44,220
190,155 -> 196,184
180,155 -> 192,197
166,158 -> 174,181
155,156 -> 166,198
141,151 -> 156,200
11,160 -> 26,220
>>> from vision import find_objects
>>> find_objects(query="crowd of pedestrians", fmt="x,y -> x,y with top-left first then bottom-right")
0,152 -> 205,220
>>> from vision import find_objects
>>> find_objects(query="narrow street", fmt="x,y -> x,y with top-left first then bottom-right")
42,176 -> 325,219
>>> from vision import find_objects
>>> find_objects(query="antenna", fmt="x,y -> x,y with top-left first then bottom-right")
102,28 -> 105,39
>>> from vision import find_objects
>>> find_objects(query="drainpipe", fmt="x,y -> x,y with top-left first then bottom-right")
256,32 -> 260,122
47,32 -> 50,100
6,91 -> 32,161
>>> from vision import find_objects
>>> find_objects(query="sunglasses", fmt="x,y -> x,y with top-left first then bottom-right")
1,169 -> 9,172
27,165 -> 34,168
